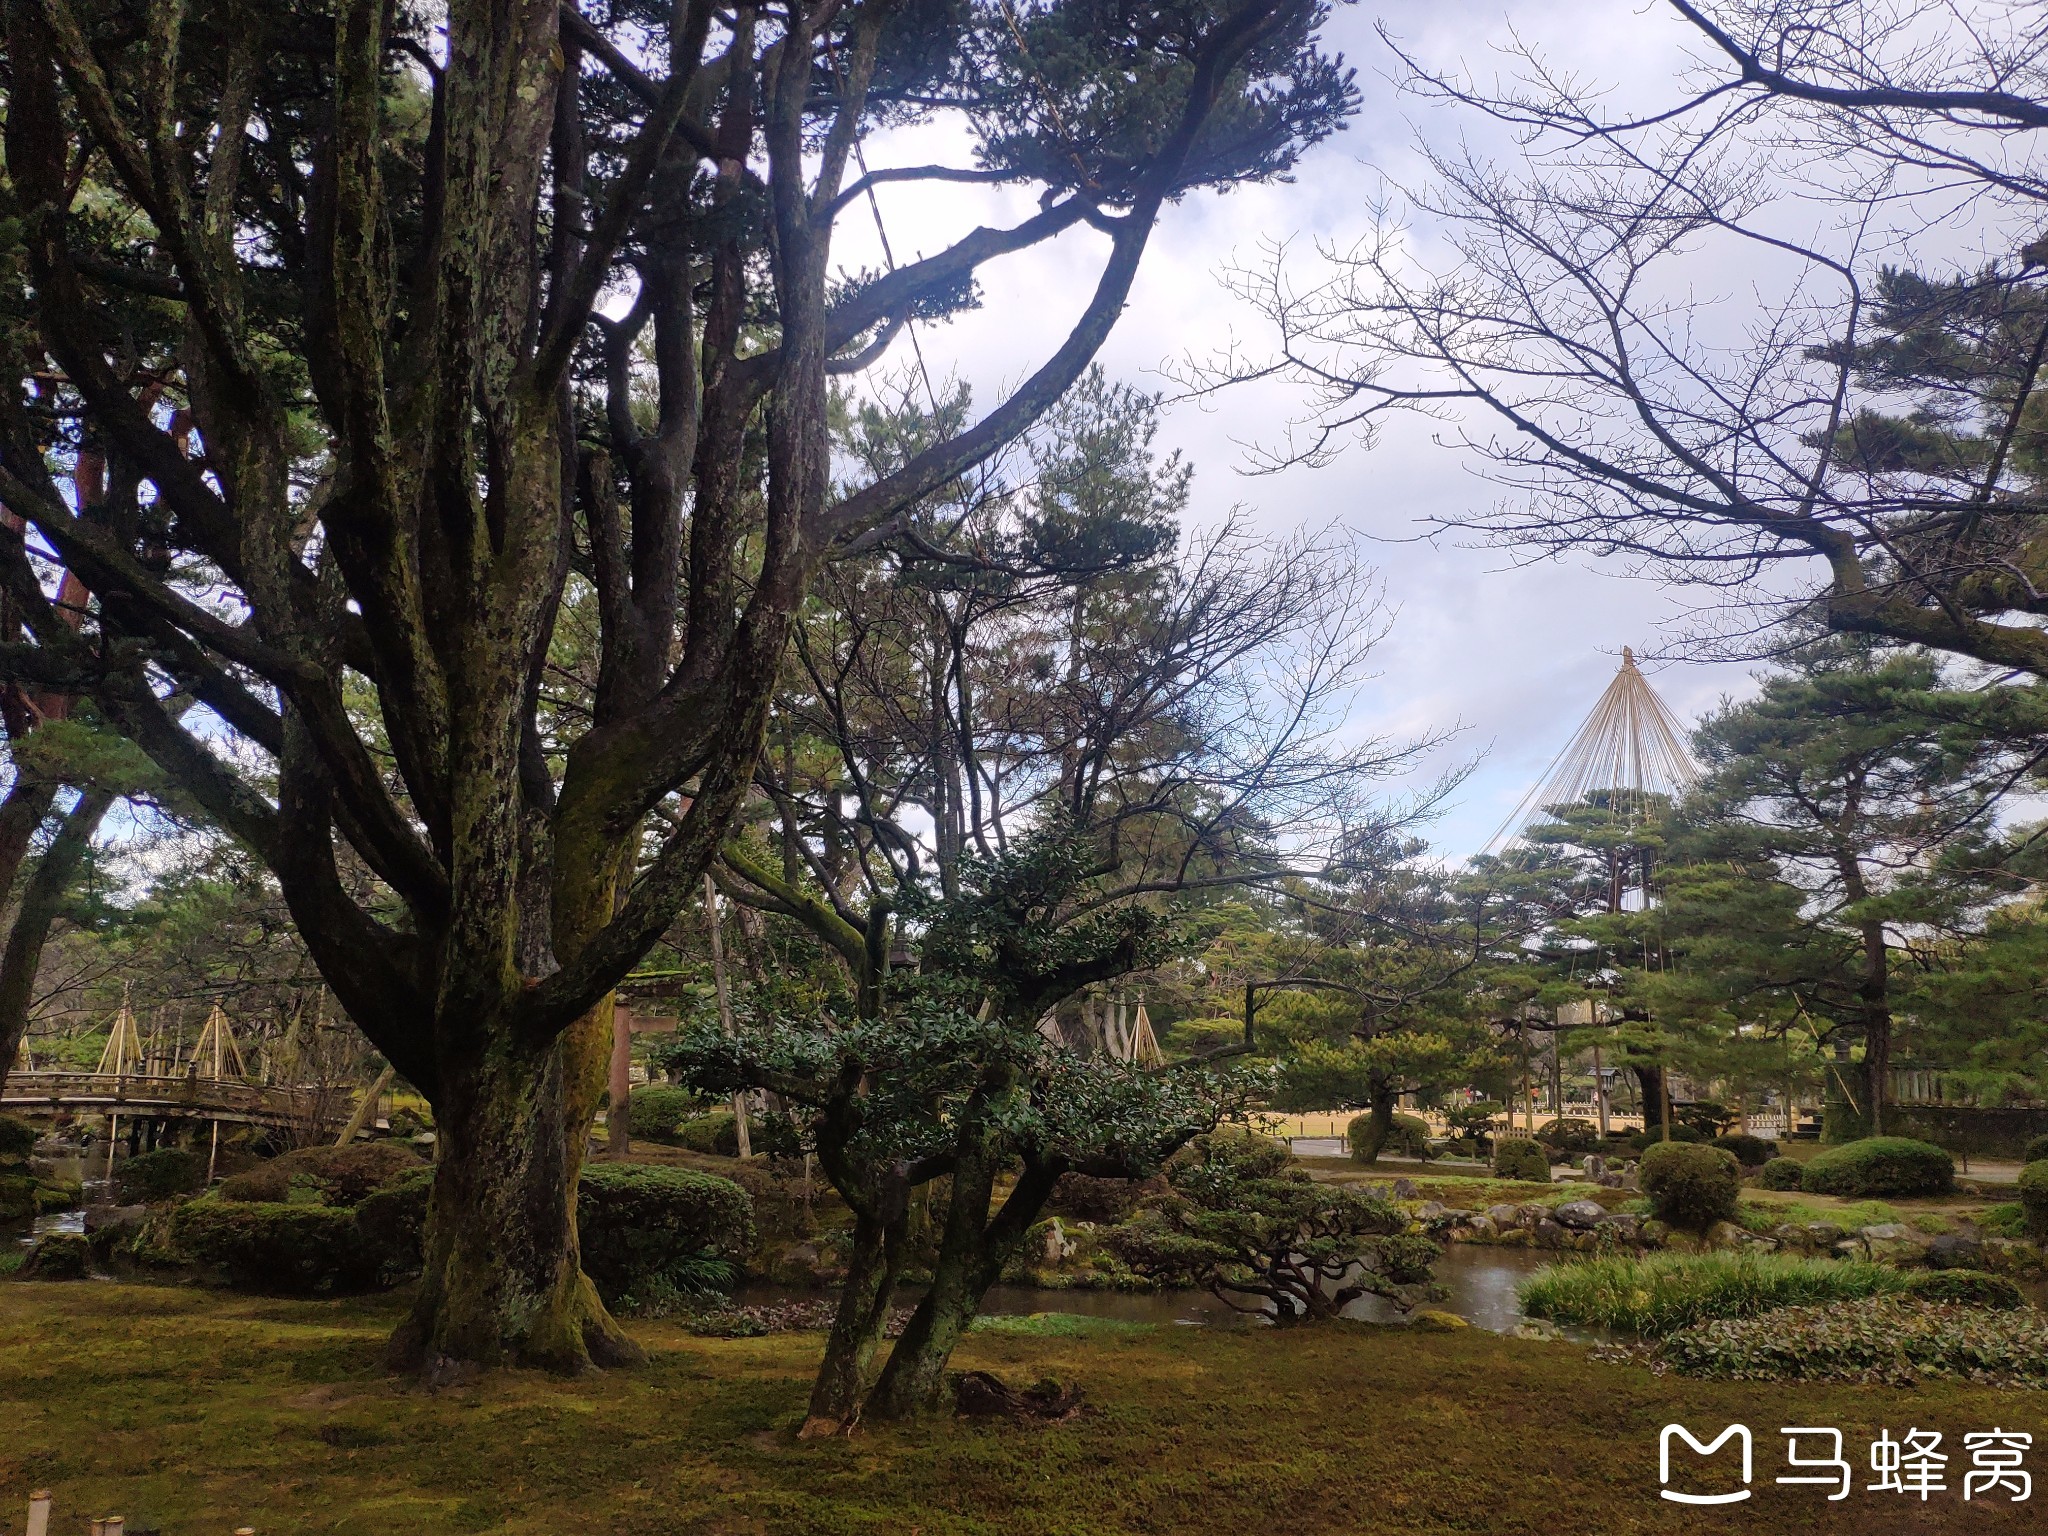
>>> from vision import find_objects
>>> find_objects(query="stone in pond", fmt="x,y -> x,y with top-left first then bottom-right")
1411,1309 -> 1469,1331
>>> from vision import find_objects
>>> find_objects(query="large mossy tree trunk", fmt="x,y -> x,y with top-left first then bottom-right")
802,1211 -> 909,1430
390,1005 -> 640,1379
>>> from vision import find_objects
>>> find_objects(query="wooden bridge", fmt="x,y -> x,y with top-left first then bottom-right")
0,1070 -> 347,1131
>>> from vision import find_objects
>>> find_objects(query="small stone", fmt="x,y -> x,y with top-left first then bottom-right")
1804,1222 -> 1844,1246
1464,1215 -> 1498,1240
1416,1200 -> 1446,1220
1639,1218 -> 1671,1247
22,1230 -> 90,1280
1860,1222 -> 1911,1242
1485,1203 -> 1521,1228
1596,1172 -> 1624,1188
1551,1199 -> 1608,1230
1535,1218 -> 1570,1248
1393,1177 -> 1418,1200
1771,1223 -> 1811,1249
1705,1220 -> 1749,1250
1925,1233 -> 1983,1269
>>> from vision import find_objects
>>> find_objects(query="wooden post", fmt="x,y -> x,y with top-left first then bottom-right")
334,1065 -> 396,1147
704,875 -> 751,1159
26,1490 -> 50,1536
1592,1045 -> 1609,1140
607,1001 -> 632,1159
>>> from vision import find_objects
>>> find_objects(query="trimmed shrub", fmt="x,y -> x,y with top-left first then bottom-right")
1519,1252 -> 1902,1336
1712,1133 -> 1778,1168
2018,1160 -> 2048,1240
1534,1117 -> 1600,1160
1048,1172 -> 1162,1225
23,1230 -> 91,1280
116,1148 -> 206,1203
673,1111 -> 741,1156
577,1163 -> 755,1307
1756,1157 -> 1805,1191
219,1142 -> 426,1206
352,1166 -> 434,1281
171,1199 -> 376,1294
1347,1112 -> 1433,1163
1628,1125 -> 1702,1153
1801,1137 -> 1954,1199
628,1085 -> 703,1142
1639,1142 -> 1741,1231
1491,1138 -> 1550,1183
1903,1268 -> 2024,1310
1659,1298 -> 2048,1386
0,1113 -> 38,1161
2022,1134 -> 2048,1167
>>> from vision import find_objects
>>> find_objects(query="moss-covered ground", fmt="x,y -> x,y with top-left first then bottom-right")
1,1282 -> 2041,1535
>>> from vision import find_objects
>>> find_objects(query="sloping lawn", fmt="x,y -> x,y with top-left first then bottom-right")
0,1281 -> 2040,1535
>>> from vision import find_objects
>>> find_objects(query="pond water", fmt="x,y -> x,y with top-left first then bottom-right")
4,1148 -> 108,1253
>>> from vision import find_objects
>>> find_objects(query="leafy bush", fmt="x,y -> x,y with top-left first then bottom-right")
1534,1117 -> 1600,1159
1658,1298 -> 2048,1386
0,1114 -> 37,1161
219,1142 -> 425,1206
1756,1157 -> 1805,1191
1628,1125 -> 1702,1152
2018,1161 -> 2048,1239
2021,1134 -> 2048,1166
1801,1137 -> 1953,1198
1977,1201 -> 2027,1239
1048,1172 -> 1159,1225
1490,1138 -> 1550,1183
170,1199 -> 378,1294
1712,1133 -> 1778,1167
577,1163 -> 754,1308
1346,1112 -> 1433,1163
1639,1142 -> 1741,1231
23,1230 -> 91,1280
1903,1269 -> 2024,1310
1675,1100 -> 1736,1138
1519,1252 -> 1903,1336
116,1148 -> 206,1203
672,1111 -> 741,1156
1110,1130 -> 1439,1323
352,1166 -> 435,1281
628,1085 -> 703,1142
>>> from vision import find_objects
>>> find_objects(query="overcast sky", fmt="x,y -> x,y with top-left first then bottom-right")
829,0 -> 1791,859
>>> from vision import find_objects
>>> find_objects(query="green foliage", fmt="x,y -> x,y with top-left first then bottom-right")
673,1111 -> 741,1157
171,1200 -> 377,1294
575,1164 -> 755,1311
1903,1269 -> 2024,1310
1519,1252 -> 1904,1336
1978,1201 -> 2029,1239
23,1231 -> 92,1281
1658,1298 -> 2048,1386
967,1312 -> 1153,1339
1638,1143 -> 1741,1231
2018,1161 -> 2048,1239
1711,1133 -> 1778,1167
1757,1157 -> 1806,1191
352,1168 -> 434,1281
1347,1112 -> 1431,1163
0,1115 -> 37,1162
218,1143 -> 426,1207
116,1148 -> 205,1203
1534,1117 -> 1599,1158
628,1086 -> 704,1143
2023,1135 -> 2048,1166
1801,1137 -> 1954,1198
1489,1138 -> 1549,1183
1108,1131 -> 1439,1323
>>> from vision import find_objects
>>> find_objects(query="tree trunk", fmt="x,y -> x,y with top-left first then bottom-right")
1634,1064 -> 1666,1137
388,1011 -> 641,1381
1353,1081 -> 1399,1163
864,1154 -> 1061,1420
0,786 -> 112,1093
802,1211 -> 907,1432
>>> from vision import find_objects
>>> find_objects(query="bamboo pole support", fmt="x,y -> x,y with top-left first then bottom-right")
334,1065 -> 397,1147
26,1490 -> 50,1536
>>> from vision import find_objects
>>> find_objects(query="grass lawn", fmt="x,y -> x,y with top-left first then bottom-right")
2,1283 -> 2043,1534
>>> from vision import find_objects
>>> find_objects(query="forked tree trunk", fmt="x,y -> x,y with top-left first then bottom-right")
1351,1082 -> 1399,1163
803,1211 -> 908,1431
389,1004 -> 641,1380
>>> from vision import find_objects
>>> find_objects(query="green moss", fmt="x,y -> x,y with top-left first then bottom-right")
0,1282 -> 2037,1534
968,1312 -> 1154,1338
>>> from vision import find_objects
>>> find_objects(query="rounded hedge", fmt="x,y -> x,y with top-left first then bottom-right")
628,1085 -> 703,1142
1639,1142 -> 1741,1231
673,1110 -> 742,1156
116,1147 -> 206,1203
2021,1134 -> 2048,1167
1757,1157 -> 1806,1191
171,1199 -> 378,1294
1347,1112 -> 1433,1162
0,1113 -> 38,1162
1904,1268 -> 2024,1310
1491,1137 -> 1550,1183
1535,1117 -> 1600,1159
1801,1137 -> 1954,1199
2018,1161 -> 2048,1240
219,1141 -> 426,1206
1712,1133 -> 1779,1168
577,1163 -> 755,1306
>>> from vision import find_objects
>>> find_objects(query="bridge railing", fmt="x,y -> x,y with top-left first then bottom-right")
0,1069 -> 342,1124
